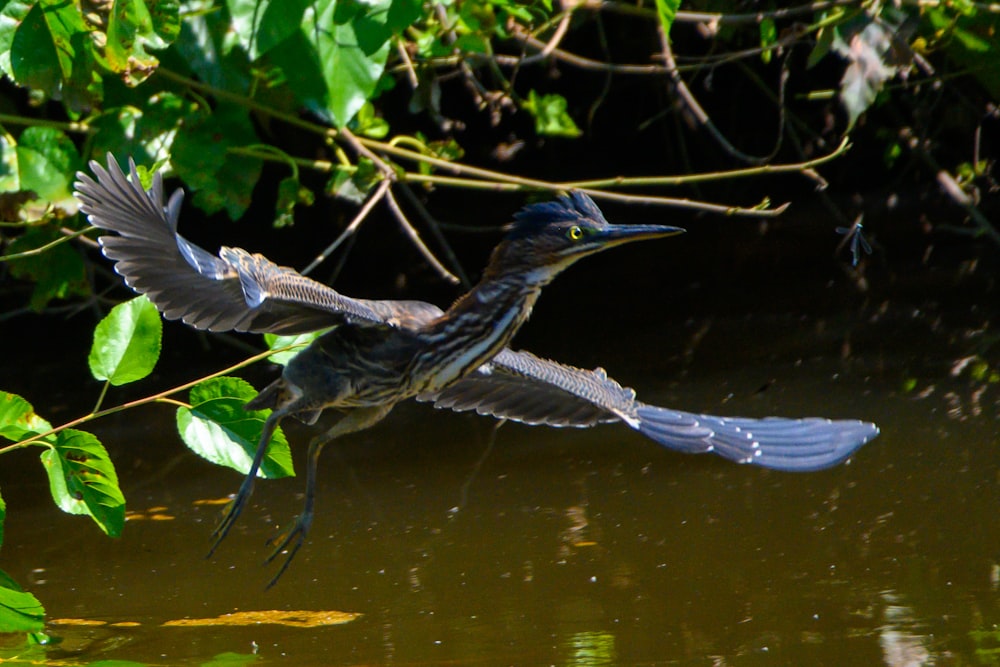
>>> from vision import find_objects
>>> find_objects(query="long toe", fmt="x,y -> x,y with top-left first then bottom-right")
207,478 -> 255,557
264,513 -> 313,588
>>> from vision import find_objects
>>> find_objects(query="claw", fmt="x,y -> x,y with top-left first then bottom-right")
207,475 -> 256,557
264,510 -> 313,588
207,409 -> 287,558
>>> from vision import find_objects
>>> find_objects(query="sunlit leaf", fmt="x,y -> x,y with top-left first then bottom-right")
39,429 -> 126,537
170,0 -> 252,92
0,0 -> 33,78
263,331 -> 322,366
654,0 -> 680,38
351,101 -> 390,139
0,569 -> 45,633
89,295 -> 163,386
326,158 -> 378,204
171,104 -> 262,219
273,0 -> 393,127
9,0 -> 103,111
522,91 -> 581,138
176,377 -> 294,479
14,126 -> 82,208
104,0 -> 181,85
227,0 -> 311,60
759,18 -> 776,64
0,392 -> 52,443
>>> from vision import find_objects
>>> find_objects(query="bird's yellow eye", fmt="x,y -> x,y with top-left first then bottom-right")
567,226 -> 584,241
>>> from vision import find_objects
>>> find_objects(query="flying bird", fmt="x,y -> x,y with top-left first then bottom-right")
75,155 -> 879,584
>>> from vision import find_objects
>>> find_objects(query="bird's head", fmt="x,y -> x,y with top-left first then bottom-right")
490,192 -> 685,280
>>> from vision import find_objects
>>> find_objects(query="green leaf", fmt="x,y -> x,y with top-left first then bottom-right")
104,0 -> 181,85
654,0 -> 680,39
522,91 -> 581,138
387,0 -> 422,33
89,295 -> 163,386
9,0 -> 103,111
227,0 -> 312,60
0,0 -> 33,79
90,92 -> 191,167
0,489 -> 5,548
15,126 -> 82,206
0,133 -> 19,192
326,158 -> 379,204
0,392 -> 52,443
350,101 -> 390,139
273,0 -> 393,127
5,229 -> 89,311
171,104 -> 262,218
759,18 -> 776,64
263,331 -> 322,366
170,1 -> 252,93
39,429 -> 126,537
0,569 -> 45,633
273,176 -> 314,228
176,377 -> 294,479
807,22 -> 834,69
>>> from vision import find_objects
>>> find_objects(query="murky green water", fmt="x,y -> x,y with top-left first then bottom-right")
2,308 -> 997,665
2,215 -> 999,665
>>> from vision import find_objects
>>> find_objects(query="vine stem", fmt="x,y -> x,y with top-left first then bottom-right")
1,346 -> 287,455
155,68 -> 801,217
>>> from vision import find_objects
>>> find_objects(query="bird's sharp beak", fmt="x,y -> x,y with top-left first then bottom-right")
597,223 -> 686,248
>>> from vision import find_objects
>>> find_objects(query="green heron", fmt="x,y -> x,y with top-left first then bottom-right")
75,156 -> 879,584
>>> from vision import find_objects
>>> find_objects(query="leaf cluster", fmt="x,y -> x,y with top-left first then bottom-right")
0,295 -> 299,637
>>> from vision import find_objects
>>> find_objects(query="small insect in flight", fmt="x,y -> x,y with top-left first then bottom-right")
836,215 -> 873,267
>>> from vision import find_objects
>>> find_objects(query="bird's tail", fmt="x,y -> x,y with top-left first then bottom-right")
634,405 -> 878,472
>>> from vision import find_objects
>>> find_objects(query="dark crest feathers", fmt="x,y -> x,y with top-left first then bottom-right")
508,192 -> 607,239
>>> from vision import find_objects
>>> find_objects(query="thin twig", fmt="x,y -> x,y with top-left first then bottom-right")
300,179 -> 391,277
397,183 -> 471,287
339,127 -> 463,283
557,137 -> 850,188
577,188 -> 790,216
385,187 -> 461,284
658,27 -> 771,165
394,36 -> 420,90
2,346 -> 285,454
0,227 -> 97,262
521,11 -> 574,66
509,26 -> 669,74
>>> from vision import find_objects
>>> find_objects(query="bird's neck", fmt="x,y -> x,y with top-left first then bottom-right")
413,268 -> 551,392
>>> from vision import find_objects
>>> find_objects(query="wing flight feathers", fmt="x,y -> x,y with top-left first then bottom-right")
75,155 -> 387,334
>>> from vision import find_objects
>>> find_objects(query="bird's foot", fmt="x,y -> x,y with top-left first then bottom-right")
207,476 -> 255,558
263,511 -> 313,588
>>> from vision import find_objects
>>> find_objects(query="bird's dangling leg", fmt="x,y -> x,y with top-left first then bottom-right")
209,406 -> 291,557
264,403 -> 395,587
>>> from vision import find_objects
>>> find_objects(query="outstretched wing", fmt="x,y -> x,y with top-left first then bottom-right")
74,155 -> 404,334
632,406 -> 878,472
419,347 -> 636,428
420,349 -> 878,472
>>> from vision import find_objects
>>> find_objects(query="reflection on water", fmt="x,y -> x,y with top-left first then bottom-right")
880,592 -> 931,667
565,631 -> 617,666
1,305 -> 999,665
